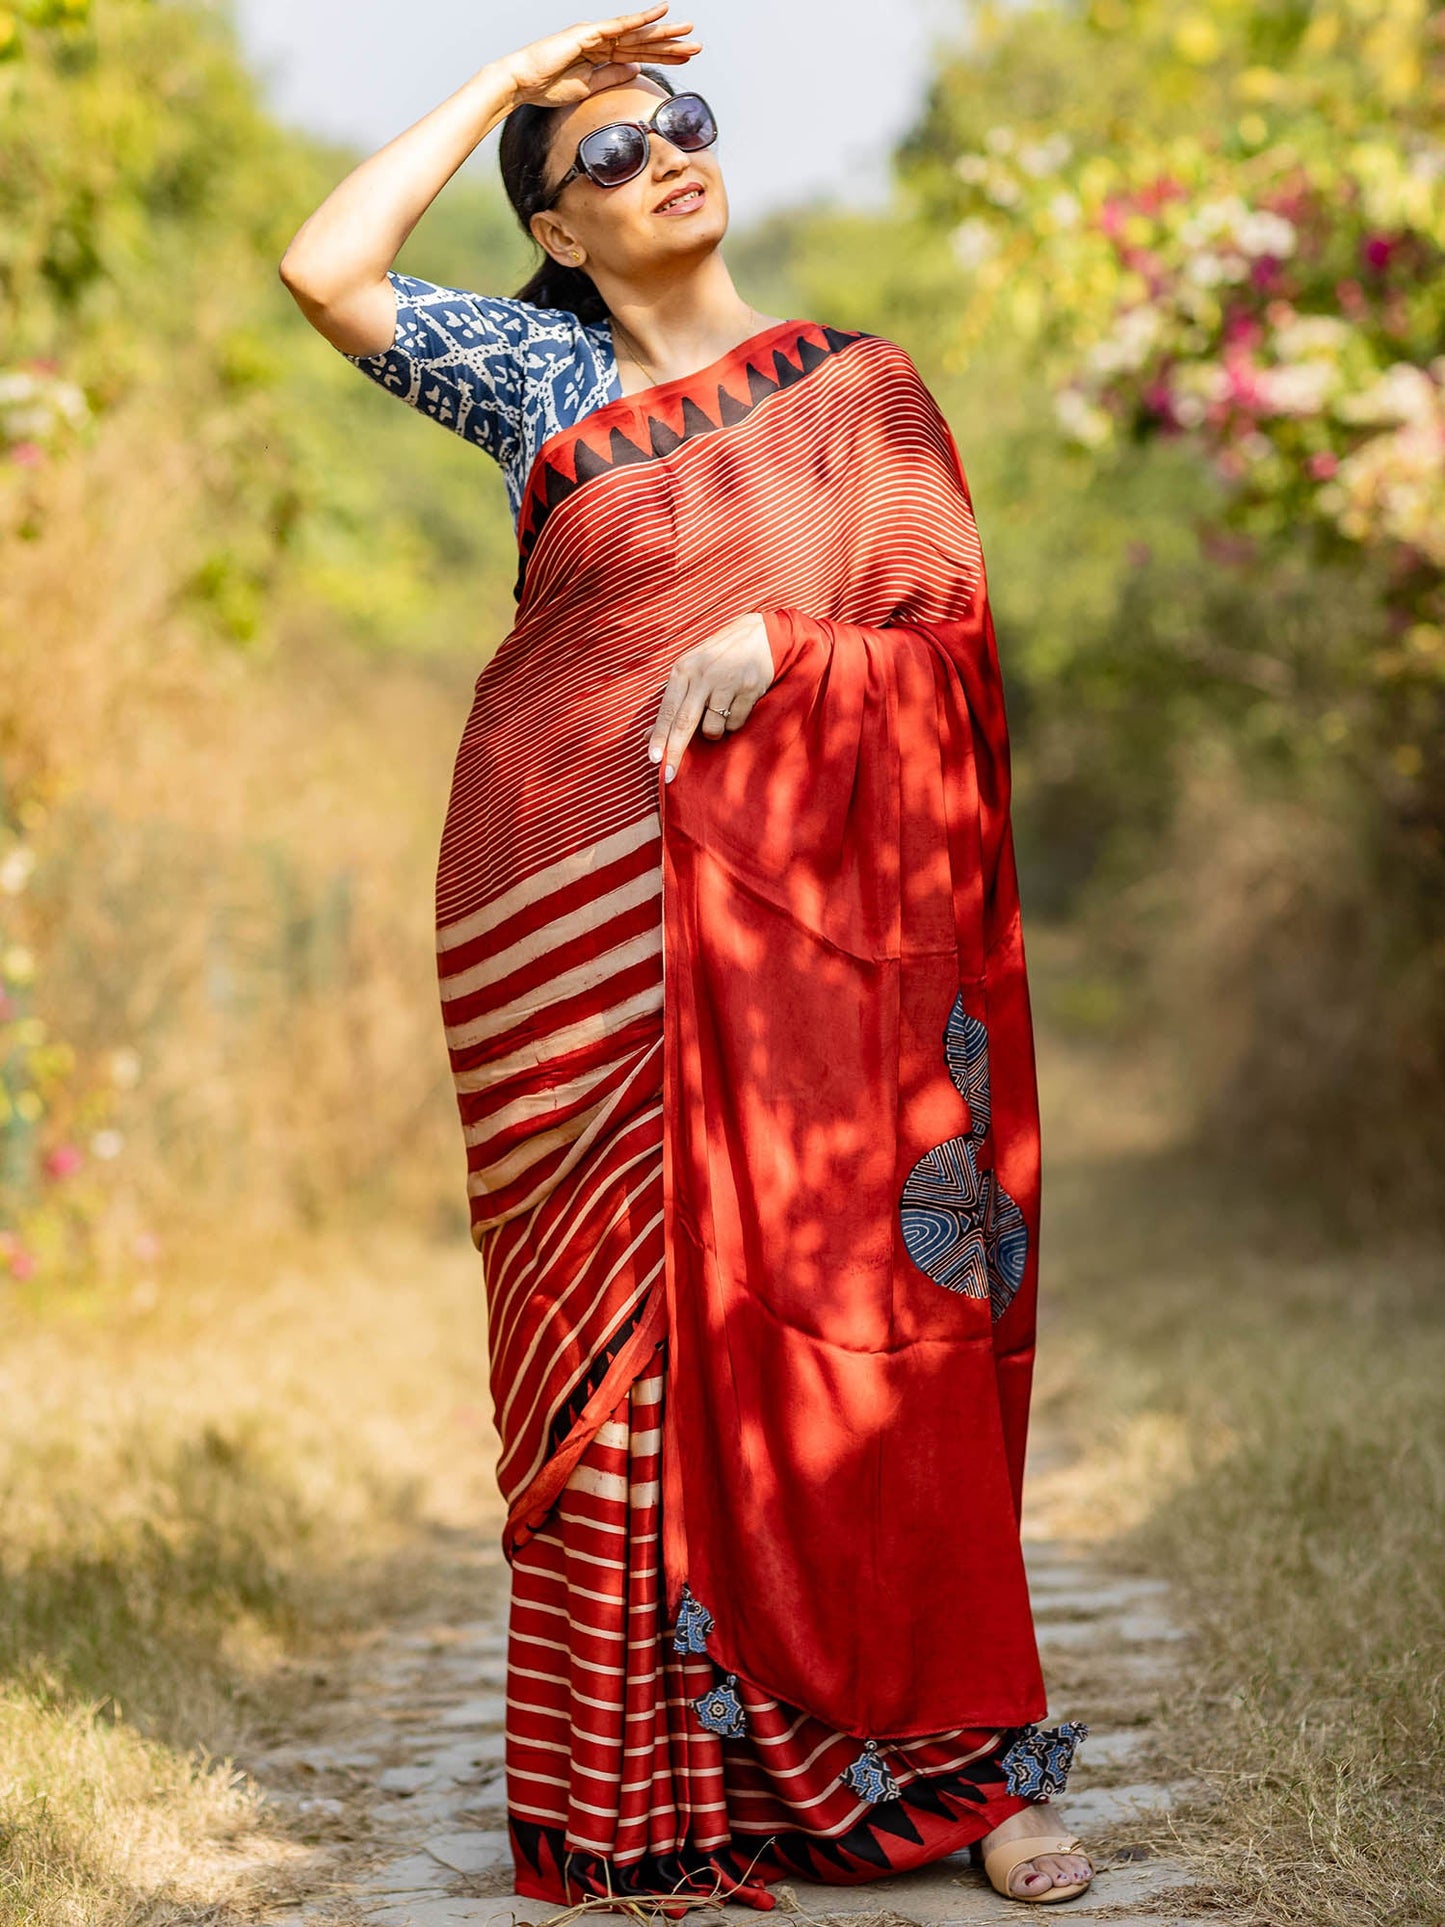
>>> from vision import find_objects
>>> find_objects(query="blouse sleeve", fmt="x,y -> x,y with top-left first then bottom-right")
340,268 -> 534,469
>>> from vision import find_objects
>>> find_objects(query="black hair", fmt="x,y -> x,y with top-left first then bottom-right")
499,65 -> 677,320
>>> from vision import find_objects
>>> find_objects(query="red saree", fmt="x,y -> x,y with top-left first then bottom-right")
434,317 -> 1085,1903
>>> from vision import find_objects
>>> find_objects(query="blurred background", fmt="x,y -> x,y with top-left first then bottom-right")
1,3 -> 1440,1923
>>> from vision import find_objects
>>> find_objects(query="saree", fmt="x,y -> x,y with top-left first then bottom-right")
434,317 -> 1083,1903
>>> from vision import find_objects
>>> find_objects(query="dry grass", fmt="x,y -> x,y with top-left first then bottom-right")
0,1227 -> 498,1927
0,382 -> 480,1279
1027,933 -> 1445,1927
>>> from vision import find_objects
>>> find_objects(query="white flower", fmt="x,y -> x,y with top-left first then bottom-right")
1085,305 -> 1162,377
1336,363 -> 1440,428
1255,360 -> 1339,415
984,125 -> 1016,155
1054,388 -> 1113,447
108,1048 -> 142,1089
1049,192 -> 1081,227
1,945 -> 35,983
53,382 -> 88,427
1164,363 -> 1228,430
1273,315 -> 1350,359
951,219 -> 1000,270
0,847 -> 36,895
1019,133 -> 1073,177
954,154 -> 991,184
1179,196 -> 1249,246
1234,210 -> 1297,257
984,175 -> 1023,209
1186,250 -> 1228,287
90,1128 -> 125,1160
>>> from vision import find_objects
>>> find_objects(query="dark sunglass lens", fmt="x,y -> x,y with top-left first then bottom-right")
579,122 -> 649,186
658,94 -> 717,150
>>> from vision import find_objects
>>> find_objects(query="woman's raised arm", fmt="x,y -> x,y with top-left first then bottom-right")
276,6 -> 700,358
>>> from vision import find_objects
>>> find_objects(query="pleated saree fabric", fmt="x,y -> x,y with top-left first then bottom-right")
432,317 -> 1086,1904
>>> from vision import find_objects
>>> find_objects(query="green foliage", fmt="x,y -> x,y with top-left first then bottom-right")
734,3 -> 1445,1212
0,1 -> 535,1284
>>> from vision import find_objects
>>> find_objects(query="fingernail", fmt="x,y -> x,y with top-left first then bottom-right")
648,744 -> 662,763
664,765 -> 675,783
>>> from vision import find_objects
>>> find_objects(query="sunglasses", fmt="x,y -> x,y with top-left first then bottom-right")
540,92 -> 719,209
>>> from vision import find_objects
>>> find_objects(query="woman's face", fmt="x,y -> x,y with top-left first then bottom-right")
529,79 -> 730,284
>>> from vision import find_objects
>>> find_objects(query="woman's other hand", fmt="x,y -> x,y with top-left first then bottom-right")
503,6 -> 701,110
648,613 -> 775,784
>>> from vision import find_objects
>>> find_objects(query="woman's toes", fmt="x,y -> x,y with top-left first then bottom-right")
1008,1861 -> 1056,1897
1031,1851 -> 1092,1887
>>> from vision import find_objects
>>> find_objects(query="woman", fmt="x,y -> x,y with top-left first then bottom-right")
280,7 -> 1095,1909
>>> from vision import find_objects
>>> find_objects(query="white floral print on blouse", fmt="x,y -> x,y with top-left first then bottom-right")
341,268 -> 623,525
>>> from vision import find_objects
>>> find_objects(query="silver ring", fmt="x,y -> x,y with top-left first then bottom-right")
706,699 -> 732,718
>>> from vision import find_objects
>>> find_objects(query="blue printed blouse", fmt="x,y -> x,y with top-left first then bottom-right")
341,268 -> 623,524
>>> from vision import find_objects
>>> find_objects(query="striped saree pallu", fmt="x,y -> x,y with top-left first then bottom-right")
434,319 -> 1082,1903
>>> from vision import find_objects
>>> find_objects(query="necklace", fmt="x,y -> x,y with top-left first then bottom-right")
613,304 -> 763,392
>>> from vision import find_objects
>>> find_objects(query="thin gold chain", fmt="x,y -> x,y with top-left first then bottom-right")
613,304 -> 762,390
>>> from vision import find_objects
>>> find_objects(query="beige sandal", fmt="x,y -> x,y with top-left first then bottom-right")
982,1829 -> 1093,1903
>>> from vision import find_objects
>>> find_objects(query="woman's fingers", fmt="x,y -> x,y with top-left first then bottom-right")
648,619 -> 773,780
647,661 -> 693,769
647,657 -> 721,780
698,686 -> 740,739
591,5 -> 672,34
610,39 -> 701,60
722,685 -> 762,731
584,11 -> 695,55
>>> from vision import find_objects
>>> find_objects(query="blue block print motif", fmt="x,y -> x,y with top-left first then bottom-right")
900,995 -> 1029,1321
340,270 -> 621,526
843,1739 -> 903,1804
998,1721 -> 1090,1799
672,1583 -> 714,1656
692,1673 -> 746,1738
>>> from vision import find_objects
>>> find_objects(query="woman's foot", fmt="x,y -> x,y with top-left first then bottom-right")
979,1801 -> 1094,1899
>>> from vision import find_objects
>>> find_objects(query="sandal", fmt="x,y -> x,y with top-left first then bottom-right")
981,1829 -> 1093,1904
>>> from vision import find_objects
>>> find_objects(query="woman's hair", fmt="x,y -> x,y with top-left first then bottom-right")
500,66 -> 677,320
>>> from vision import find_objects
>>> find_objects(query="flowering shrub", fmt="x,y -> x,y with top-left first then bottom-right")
0,798 -> 137,1291
0,362 -> 90,468
924,2 -> 1443,615
905,0 -> 1445,797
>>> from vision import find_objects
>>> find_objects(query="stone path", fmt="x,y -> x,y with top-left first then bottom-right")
253,1523 -> 1215,1927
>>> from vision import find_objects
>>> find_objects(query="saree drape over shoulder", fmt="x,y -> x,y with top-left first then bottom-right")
432,317 -> 1085,1904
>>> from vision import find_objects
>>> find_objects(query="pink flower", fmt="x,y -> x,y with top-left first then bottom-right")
28,357 -> 60,375
1142,378 -> 1177,423
43,1143 -> 84,1180
1142,176 -> 1187,210
0,991 -> 13,1021
1362,234 -> 1395,273
8,1245 -> 37,1280
132,1229 -> 160,1261
1335,279 -> 1369,319
8,442 -> 44,468
1223,311 -> 1265,351
1307,451 -> 1338,480
1250,257 -> 1291,294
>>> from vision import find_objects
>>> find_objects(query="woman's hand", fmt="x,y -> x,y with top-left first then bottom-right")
648,613 -> 775,783
503,6 -> 701,110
